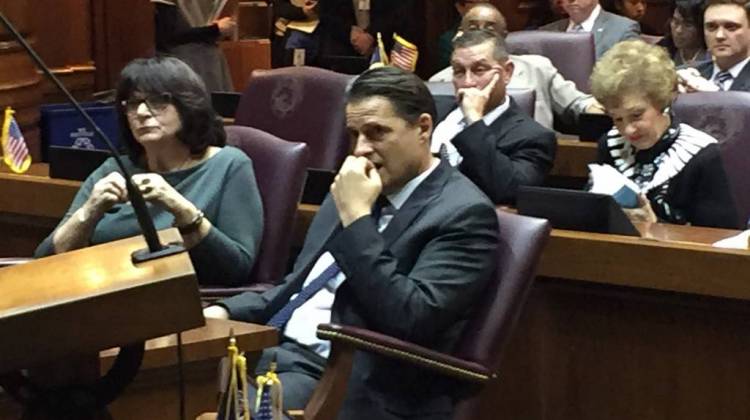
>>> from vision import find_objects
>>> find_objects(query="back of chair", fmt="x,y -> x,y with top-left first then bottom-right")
672,91 -> 750,225
234,66 -> 350,171
201,126 -> 309,299
453,210 -> 550,419
505,30 -> 595,93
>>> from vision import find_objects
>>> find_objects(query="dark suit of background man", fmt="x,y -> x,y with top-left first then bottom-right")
693,0 -> 750,91
540,0 -> 640,58
316,0 -> 414,69
432,30 -> 557,205
204,67 -> 499,420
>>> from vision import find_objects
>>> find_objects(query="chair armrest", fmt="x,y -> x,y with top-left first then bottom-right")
316,324 -> 493,383
199,283 -> 275,304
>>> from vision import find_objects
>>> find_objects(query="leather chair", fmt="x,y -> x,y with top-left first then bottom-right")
234,66 -> 351,171
200,126 -> 309,301
505,30 -> 595,93
298,210 -> 551,419
425,81 -> 537,119
672,91 -> 750,226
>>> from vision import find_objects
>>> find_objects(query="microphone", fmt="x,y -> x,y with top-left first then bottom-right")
0,11 -> 185,263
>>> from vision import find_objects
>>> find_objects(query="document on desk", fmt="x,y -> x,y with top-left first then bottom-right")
587,164 -> 640,208
712,230 -> 750,249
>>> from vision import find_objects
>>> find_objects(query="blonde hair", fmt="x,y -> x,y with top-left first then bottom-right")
590,40 -> 677,111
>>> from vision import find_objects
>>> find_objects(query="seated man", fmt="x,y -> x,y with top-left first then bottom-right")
204,67 -> 499,419
540,0 -> 640,59
679,0 -> 750,92
436,0 -> 490,69
431,29 -> 557,205
430,3 -> 601,130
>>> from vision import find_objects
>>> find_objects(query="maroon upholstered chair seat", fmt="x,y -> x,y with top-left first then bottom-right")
302,210 -> 551,419
200,126 -> 309,301
234,66 -> 351,171
505,30 -> 595,93
672,91 -> 750,226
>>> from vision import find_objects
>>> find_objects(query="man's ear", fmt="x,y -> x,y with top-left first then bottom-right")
503,60 -> 514,84
417,113 -> 434,144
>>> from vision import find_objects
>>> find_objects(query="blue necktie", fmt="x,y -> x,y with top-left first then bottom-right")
715,71 -> 733,91
265,197 -> 390,329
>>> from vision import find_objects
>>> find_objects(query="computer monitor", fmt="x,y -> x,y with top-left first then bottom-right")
578,113 -> 614,142
301,168 -> 336,205
49,146 -> 112,181
516,186 -> 641,236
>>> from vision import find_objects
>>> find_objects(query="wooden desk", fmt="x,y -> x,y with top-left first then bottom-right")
0,319 -> 277,419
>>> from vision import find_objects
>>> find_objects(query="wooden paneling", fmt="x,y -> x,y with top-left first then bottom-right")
93,0 -> 155,91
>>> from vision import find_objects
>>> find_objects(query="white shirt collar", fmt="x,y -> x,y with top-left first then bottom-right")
712,55 -> 750,80
567,4 -> 601,32
385,157 -> 440,210
481,95 -> 511,126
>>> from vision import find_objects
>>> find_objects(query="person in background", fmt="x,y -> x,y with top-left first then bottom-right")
152,0 -> 236,91
680,0 -> 750,92
658,0 -> 709,66
34,57 -> 264,287
590,40 -> 740,229
430,4 -> 602,131
432,30 -> 557,204
540,0 -> 641,59
271,0 -> 320,68
436,0 -> 490,69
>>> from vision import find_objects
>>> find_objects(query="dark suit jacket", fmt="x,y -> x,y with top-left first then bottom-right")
220,160 -> 499,419
694,59 -> 750,92
434,96 -> 557,205
317,0 -> 414,56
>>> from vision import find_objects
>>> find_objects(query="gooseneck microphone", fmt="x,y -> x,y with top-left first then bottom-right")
0,11 -> 185,263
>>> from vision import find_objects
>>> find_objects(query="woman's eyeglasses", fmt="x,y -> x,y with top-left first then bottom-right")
121,93 -> 173,114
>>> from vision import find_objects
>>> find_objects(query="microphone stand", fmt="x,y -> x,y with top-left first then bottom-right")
0,11 -> 185,263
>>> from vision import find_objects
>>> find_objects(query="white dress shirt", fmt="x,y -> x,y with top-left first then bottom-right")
566,4 -> 601,32
711,56 -> 750,91
431,96 -> 511,166
283,158 -> 441,358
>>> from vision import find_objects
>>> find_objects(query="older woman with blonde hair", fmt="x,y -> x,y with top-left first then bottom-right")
589,39 -> 740,228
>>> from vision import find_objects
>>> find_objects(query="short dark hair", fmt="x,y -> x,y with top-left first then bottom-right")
452,29 -> 510,62
347,66 -> 437,125
115,56 -> 225,162
704,0 -> 750,22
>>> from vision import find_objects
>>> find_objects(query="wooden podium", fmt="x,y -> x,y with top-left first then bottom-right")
0,228 -> 204,418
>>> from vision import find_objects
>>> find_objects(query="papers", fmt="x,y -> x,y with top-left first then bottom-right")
287,19 -> 319,34
713,230 -> 750,249
676,68 -> 720,93
588,163 -> 640,208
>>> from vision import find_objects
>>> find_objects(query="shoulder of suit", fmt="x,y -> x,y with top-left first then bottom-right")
503,102 -> 556,138
540,19 -> 567,31
511,54 -> 554,70
598,10 -> 638,27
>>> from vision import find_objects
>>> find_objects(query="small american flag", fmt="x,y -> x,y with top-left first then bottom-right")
389,33 -> 418,72
2,107 -> 31,173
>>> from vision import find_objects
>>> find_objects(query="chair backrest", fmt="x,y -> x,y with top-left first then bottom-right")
505,30 -> 595,93
672,91 -> 750,225
225,125 -> 309,286
424,82 -> 536,118
453,210 -> 550,420
234,66 -> 351,171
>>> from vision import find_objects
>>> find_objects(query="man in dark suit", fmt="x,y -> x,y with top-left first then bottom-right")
691,0 -> 750,91
316,0 -> 414,72
432,29 -> 557,205
540,0 -> 640,58
204,67 -> 499,419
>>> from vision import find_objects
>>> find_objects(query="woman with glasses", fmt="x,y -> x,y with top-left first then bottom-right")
589,40 -> 739,228
35,57 -> 264,287
658,0 -> 709,66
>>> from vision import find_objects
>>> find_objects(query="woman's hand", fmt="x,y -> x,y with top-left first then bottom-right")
623,194 -> 658,223
131,173 -> 197,225
83,172 -> 128,218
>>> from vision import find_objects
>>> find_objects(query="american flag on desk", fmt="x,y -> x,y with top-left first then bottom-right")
1,107 -> 31,173
389,33 -> 419,72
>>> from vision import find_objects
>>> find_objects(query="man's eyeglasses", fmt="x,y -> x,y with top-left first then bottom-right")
121,93 -> 173,114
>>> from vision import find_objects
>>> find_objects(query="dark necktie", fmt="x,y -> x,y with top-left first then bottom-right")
715,71 -> 733,91
266,197 -> 390,329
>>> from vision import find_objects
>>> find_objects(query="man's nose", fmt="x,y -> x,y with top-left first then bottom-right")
353,135 -> 372,157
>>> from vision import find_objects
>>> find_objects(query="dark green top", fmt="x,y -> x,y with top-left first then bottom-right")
34,146 -> 264,287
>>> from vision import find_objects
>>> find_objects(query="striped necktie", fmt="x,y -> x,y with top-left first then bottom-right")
571,23 -> 584,32
266,197 -> 390,329
715,71 -> 733,91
